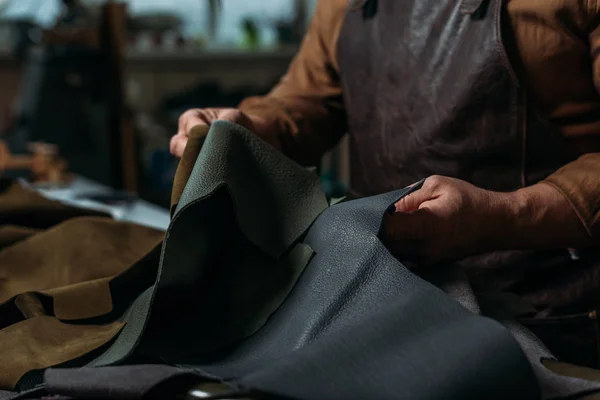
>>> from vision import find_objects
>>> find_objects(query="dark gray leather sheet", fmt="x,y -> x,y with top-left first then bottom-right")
7,121 -> 600,399
87,121 -> 328,368
186,186 -> 539,399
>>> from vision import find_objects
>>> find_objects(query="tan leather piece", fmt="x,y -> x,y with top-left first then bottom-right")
0,181 -> 164,389
0,216 -> 163,307
0,316 -> 125,388
0,225 -> 41,248
12,277 -> 116,322
15,293 -> 45,319
43,277 -> 114,321
171,124 -> 209,211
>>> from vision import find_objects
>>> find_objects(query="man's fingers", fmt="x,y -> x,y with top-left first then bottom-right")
217,109 -> 257,132
169,135 -> 178,155
173,107 -> 260,158
178,110 -> 207,136
170,134 -> 188,158
395,175 -> 447,212
175,137 -> 187,158
394,186 -> 433,213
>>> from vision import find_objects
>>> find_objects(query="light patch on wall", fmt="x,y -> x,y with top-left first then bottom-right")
0,0 -> 314,44
2,0 -> 60,27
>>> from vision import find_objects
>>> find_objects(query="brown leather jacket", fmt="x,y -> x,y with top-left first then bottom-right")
239,0 -> 600,239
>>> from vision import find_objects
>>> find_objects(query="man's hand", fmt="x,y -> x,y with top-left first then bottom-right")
170,108 -> 260,158
382,175 -> 592,265
382,176 -> 515,264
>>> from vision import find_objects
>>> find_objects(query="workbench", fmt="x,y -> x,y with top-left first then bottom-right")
22,174 -> 171,231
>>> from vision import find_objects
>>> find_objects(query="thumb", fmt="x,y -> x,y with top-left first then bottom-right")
169,133 -> 188,158
394,185 -> 434,213
178,110 -> 209,137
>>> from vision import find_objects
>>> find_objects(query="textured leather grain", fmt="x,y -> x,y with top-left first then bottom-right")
189,186 -> 541,400
40,121 -> 600,400
89,120 -> 327,367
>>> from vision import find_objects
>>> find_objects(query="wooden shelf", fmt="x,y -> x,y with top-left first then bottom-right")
0,46 -> 299,67
125,46 -> 298,64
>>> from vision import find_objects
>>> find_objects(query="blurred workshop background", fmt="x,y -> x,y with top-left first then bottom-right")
0,0 -> 349,217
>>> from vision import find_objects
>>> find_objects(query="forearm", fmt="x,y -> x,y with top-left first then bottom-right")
244,111 -> 285,152
240,96 -> 346,166
500,183 -> 595,251
237,0 -> 348,166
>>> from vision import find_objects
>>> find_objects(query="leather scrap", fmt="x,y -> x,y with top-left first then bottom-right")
43,277 -> 114,321
0,182 -> 163,390
0,316 -> 124,388
174,120 -> 328,259
90,121 -> 327,368
3,120 -> 600,399
0,226 -> 40,249
0,217 -> 163,308
15,293 -> 45,319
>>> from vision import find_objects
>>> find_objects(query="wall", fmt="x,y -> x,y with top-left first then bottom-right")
0,44 -> 350,197
125,47 -> 295,113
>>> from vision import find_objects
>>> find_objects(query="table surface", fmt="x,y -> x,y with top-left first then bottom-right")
22,175 -> 171,231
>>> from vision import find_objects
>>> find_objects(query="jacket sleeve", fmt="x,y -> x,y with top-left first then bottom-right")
238,0 -> 349,166
541,17 -> 600,240
542,153 -> 600,239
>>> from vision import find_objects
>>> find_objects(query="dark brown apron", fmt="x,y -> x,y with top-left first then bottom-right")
336,0 -> 600,367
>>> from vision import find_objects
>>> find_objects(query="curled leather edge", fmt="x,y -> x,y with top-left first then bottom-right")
170,124 -> 210,215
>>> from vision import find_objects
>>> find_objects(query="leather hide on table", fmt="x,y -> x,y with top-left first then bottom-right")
2,121 -> 600,399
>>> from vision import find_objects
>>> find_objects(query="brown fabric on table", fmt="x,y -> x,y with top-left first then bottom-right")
0,316 -> 124,389
15,293 -> 46,319
0,217 -> 162,307
0,181 -> 164,389
44,277 -> 114,321
0,226 -> 41,249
